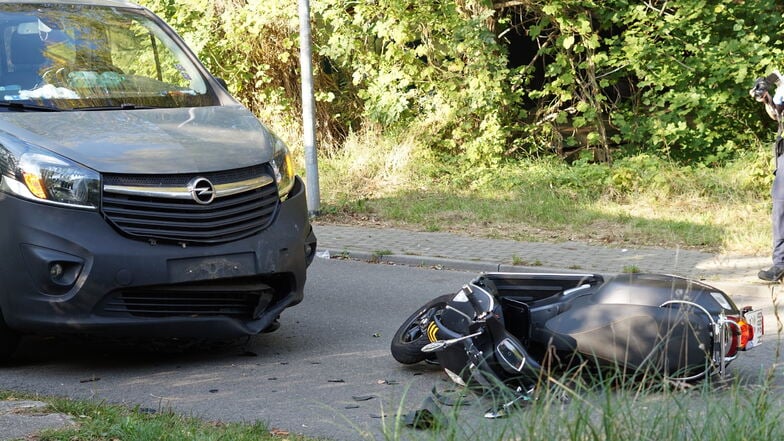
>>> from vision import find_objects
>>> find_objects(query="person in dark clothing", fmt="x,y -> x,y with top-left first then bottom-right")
751,72 -> 784,281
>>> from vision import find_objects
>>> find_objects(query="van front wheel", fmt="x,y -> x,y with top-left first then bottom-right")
0,311 -> 19,363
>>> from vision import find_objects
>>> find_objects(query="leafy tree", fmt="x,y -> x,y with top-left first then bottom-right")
599,0 -> 784,163
137,0 -> 784,166
139,0 -> 350,144
502,0 -> 784,163
315,0 -> 512,165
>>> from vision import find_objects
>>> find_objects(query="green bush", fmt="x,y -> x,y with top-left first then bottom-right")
138,0 -> 784,167
315,0 -> 512,166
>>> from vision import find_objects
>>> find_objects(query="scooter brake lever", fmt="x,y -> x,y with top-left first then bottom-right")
420,329 -> 484,353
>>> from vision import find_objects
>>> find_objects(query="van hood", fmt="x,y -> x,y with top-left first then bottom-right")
0,106 -> 277,174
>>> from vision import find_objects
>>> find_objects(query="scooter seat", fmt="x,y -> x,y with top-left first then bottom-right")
592,273 -> 718,308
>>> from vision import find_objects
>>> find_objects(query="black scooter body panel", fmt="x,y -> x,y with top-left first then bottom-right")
543,303 -> 712,375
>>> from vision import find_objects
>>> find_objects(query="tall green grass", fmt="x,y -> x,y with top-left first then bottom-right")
378,368 -> 784,441
0,390 -> 317,441
314,127 -> 774,255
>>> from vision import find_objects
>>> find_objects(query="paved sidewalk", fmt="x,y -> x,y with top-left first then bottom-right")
313,223 -> 775,294
0,400 -> 73,441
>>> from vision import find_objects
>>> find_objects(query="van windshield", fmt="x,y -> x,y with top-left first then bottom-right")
0,4 -> 220,110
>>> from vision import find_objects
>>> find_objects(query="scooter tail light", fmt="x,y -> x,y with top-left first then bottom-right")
726,315 -> 754,354
739,319 -> 754,349
725,331 -> 739,358
742,305 -> 764,337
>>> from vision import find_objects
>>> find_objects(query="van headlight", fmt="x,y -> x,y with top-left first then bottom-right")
0,145 -> 100,209
271,138 -> 294,199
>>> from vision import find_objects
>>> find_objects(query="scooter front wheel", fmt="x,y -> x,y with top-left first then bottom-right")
391,294 -> 451,364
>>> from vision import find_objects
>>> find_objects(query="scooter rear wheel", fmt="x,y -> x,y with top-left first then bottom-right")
391,294 -> 451,364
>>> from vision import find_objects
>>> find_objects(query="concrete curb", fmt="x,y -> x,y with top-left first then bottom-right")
319,248 -> 782,300
0,400 -> 74,441
320,249 -> 601,274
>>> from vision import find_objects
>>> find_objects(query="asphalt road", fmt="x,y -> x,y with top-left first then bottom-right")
0,258 -> 475,440
0,258 -> 782,441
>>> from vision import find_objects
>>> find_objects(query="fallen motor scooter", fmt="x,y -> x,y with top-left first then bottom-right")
391,272 -> 763,417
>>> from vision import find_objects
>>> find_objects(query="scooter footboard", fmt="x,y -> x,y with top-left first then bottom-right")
543,303 -> 713,378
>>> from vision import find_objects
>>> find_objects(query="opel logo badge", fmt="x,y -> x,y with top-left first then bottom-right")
188,177 -> 215,204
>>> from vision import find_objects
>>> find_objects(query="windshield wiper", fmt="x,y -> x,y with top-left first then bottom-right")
0,101 -> 60,112
72,103 -> 158,111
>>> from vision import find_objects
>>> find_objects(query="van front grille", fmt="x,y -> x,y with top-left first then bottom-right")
101,166 -> 279,244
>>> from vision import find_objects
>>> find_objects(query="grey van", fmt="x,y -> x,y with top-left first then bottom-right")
0,0 -> 317,359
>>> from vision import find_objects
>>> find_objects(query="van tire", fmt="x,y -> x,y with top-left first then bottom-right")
0,311 -> 19,362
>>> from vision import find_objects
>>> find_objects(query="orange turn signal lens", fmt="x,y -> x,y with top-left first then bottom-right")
22,172 -> 47,199
738,318 -> 753,349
